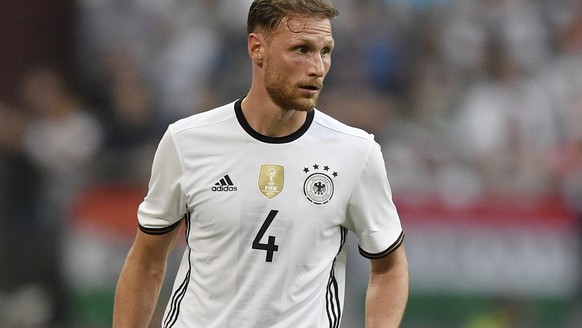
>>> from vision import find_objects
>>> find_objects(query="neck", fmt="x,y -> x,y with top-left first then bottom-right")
241,93 -> 308,137
280,109 -> 296,123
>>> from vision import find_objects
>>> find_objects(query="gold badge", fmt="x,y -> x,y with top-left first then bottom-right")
258,164 -> 284,199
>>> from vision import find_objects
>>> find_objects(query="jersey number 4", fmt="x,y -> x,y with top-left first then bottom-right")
252,210 -> 279,262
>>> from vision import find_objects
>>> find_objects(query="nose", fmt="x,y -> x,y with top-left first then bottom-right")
308,53 -> 326,77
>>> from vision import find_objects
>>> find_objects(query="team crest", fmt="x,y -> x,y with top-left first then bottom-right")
302,164 -> 337,205
258,164 -> 284,199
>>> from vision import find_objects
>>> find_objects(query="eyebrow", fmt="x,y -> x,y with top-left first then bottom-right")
289,35 -> 335,47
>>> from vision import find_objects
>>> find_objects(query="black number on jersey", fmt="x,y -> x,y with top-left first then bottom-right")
252,210 -> 279,262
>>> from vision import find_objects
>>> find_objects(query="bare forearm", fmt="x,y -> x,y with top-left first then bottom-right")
113,254 -> 167,327
113,224 -> 182,327
365,247 -> 409,328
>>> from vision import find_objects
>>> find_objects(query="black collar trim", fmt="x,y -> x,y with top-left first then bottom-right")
234,98 -> 314,144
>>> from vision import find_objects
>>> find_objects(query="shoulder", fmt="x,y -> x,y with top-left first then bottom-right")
168,100 -> 237,136
312,109 -> 375,143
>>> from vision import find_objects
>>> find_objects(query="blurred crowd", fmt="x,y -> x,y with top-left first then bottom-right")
0,0 -> 581,326
69,0 -> 582,203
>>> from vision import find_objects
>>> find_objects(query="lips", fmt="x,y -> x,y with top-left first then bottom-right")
299,83 -> 322,91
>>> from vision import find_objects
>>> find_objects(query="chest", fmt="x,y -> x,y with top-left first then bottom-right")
176,137 -> 357,263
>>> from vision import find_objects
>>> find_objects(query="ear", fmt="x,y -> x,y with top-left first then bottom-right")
248,33 -> 264,64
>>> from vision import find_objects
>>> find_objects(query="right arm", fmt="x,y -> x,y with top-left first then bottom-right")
113,221 -> 183,328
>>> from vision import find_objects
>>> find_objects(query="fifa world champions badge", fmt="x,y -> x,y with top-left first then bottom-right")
302,163 -> 337,205
258,164 -> 284,199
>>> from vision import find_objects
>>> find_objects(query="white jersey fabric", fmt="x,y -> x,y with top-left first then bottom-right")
138,99 -> 404,328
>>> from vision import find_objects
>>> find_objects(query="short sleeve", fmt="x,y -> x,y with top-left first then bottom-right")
137,128 -> 187,234
345,141 -> 404,258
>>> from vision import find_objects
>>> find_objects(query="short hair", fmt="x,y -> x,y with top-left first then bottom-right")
247,0 -> 339,36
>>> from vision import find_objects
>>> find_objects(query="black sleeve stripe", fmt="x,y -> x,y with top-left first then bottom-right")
139,220 -> 182,235
358,231 -> 404,259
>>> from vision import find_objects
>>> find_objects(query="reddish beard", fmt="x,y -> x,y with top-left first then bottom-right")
263,59 -> 321,112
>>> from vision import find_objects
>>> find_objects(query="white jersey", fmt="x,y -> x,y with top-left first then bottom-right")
138,99 -> 404,328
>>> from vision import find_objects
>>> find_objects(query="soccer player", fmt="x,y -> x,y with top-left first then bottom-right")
113,1 -> 408,327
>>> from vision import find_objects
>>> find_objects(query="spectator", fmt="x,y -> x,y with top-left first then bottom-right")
99,46 -> 160,184
18,66 -> 104,325
451,36 -> 559,197
0,102 -> 46,326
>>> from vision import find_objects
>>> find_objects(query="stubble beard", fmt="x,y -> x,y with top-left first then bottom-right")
263,60 -> 320,113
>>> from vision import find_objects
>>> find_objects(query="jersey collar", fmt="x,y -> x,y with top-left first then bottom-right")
235,98 -> 314,144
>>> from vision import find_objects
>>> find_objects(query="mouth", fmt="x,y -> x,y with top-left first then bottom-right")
299,83 -> 322,93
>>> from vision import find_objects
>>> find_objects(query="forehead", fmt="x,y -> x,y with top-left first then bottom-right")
271,16 -> 333,43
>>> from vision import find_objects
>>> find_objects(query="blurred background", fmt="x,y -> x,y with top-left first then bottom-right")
1,0 -> 581,327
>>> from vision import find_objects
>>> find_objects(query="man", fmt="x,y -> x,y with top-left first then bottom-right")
113,1 -> 408,327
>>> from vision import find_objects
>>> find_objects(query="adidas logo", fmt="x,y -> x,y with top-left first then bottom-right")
212,175 -> 238,192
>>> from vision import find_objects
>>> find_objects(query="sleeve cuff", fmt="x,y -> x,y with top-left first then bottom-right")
359,231 -> 404,259
138,220 -> 182,235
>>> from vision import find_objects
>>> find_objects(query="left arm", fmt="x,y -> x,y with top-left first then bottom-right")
365,245 -> 409,328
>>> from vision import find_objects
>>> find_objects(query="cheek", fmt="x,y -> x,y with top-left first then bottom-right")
267,55 -> 294,72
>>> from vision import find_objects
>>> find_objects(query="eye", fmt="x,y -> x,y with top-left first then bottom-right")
321,47 -> 332,57
295,45 -> 309,54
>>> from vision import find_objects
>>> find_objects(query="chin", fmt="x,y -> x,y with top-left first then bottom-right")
294,97 -> 319,112
268,89 -> 319,112
293,103 -> 315,112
